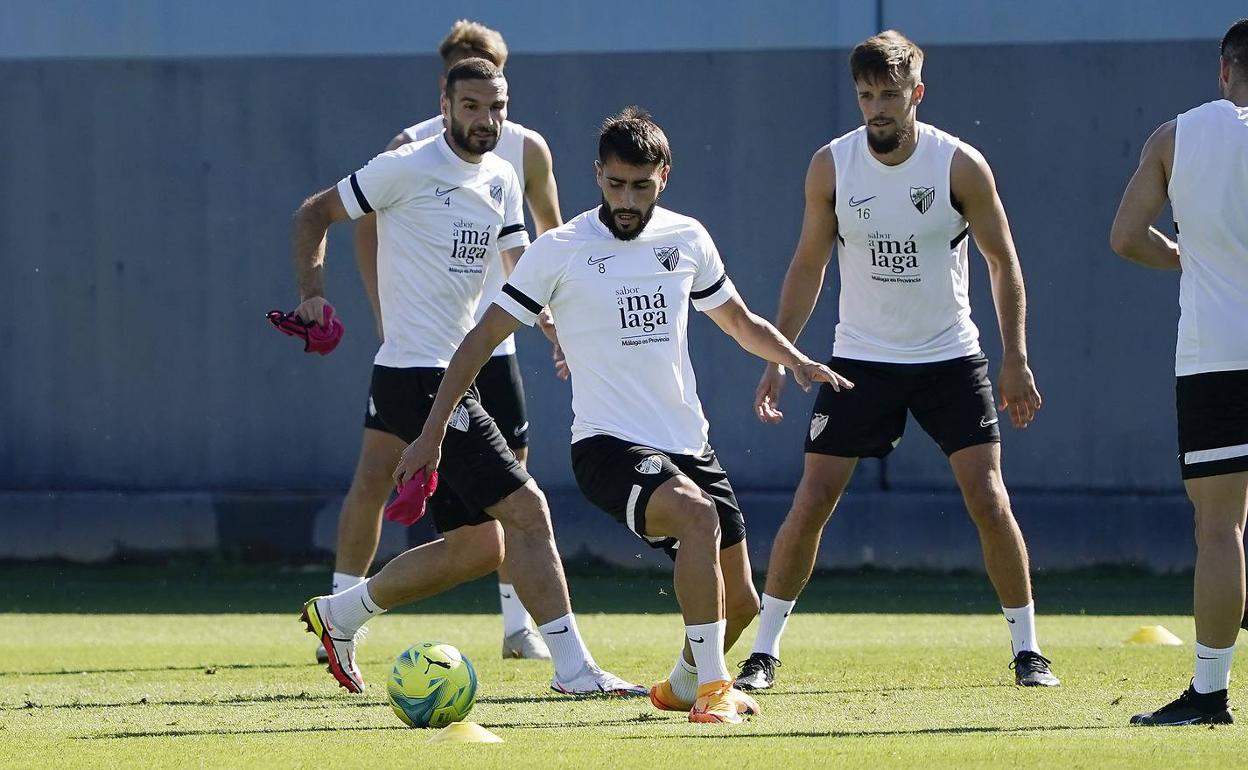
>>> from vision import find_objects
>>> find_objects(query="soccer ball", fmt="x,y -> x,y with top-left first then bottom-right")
386,641 -> 478,728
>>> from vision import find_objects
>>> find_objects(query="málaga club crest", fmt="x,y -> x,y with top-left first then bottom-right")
910,186 -> 935,214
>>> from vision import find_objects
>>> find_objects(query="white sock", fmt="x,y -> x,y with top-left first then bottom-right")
686,619 -> 730,685
538,613 -> 595,682
1194,642 -> 1235,694
332,571 -> 365,594
668,653 -> 699,703
751,594 -> 795,659
498,583 -> 532,636
1002,602 -> 1040,656
324,579 -> 384,636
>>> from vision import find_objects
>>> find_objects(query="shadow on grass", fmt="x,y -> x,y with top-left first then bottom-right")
619,723 -> 1123,739
0,662 -> 307,678
2,691 -> 344,711
8,690 -> 642,712
79,715 -> 659,740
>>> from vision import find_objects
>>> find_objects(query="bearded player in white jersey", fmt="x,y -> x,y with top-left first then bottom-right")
1111,18 -> 1248,726
323,20 -> 562,665
395,107 -> 853,723
735,30 -> 1059,691
292,59 -> 643,698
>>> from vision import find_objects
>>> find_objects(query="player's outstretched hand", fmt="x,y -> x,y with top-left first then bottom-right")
792,360 -> 854,394
997,361 -> 1041,429
294,295 -> 330,326
755,363 -> 787,424
394,430 -> 442,487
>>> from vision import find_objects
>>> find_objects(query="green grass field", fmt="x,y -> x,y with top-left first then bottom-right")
2,565 -> 1238,768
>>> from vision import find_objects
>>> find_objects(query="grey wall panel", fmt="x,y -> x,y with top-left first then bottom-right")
0,41 -> 1215,498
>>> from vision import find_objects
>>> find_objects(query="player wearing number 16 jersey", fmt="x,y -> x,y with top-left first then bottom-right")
737,30 -> 1058,692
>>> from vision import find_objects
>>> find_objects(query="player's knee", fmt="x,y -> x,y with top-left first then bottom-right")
490,482 -> 553,536
786,488 -> 840,533
963,484 -> 1012,527
450,523 -> 504,577
726,586 -> 761,626
1193,508 -> 1244,545
674,492 -> 720,546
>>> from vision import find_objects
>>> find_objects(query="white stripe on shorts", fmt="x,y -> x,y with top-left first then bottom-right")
1184,442 -> 1248,465
625,484 -> 643,534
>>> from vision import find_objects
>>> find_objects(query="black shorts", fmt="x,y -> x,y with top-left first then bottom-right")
475,354 -> 529,450
363,365 -> 529,533
805,355 -> 1000,458
364,355 -> 528,449
570,434 -> 747,559
1177,369 -> 1248,480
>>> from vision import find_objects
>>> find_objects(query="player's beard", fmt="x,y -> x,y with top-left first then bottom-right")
448,116 -> 500,156
599,195 -> 657,241
866,118 -> 912,154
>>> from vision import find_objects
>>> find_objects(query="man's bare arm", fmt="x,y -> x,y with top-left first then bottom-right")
950,144 -> 1041,428
1110,121 -> 1181,271
522,130 -> 562,235
773,147 -> 839,342
706,295 -> 853,393
754,147 -> 839,424
393,305 -> 524,484
292,187 -> 351,322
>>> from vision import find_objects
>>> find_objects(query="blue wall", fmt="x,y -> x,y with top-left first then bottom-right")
0,38 -> 1218,500
4,2 -> 1243,567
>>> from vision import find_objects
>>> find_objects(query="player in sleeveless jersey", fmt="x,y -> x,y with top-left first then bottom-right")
736,31 -> 1059,691
323,20 -> 563,664
394,108 -> 852,723
1111,18 -> 1248,726
291,59 -> 643,698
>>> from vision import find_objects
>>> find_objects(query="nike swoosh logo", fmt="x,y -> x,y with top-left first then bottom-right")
500,593 -> 512,599
1197,654 -> 1218,660
587,255 -> 615,265
1006,617 -> 1016,624
848,195 -> 876,207
980,417 -> 999,427
435,186 -> 459,197
549,626 -> 569,635
687,636 -> 705,644
360,597 -> 374,613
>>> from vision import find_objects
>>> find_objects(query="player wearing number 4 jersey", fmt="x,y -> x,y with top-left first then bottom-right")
395,107 -> 852,723
293,58 -> 641,699
327,20 -> 562,666
736,30 -> 1059,692
1111,17 -> 1248,727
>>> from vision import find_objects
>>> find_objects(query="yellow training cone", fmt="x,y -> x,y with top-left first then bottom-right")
427,722 -> 504,744
1125,625 -> 1184,646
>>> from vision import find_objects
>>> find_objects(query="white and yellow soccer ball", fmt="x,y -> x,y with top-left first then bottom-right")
386,641 -> 478,728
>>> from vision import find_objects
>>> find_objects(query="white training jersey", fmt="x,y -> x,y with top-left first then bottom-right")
494,206 -> 737,455
406,116 -> 528,357
830,122 -> 981,363
1169,99 -> 1248,376
336,132 -> 529,368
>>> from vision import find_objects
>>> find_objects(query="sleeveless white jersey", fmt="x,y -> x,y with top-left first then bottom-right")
1169,99 -> 1248,376
406,117 -> 528,357
336,133 -> 529,368
830,122 -> 980,363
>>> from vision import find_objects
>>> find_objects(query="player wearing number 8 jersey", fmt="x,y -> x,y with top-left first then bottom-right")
395,107 -> 853,723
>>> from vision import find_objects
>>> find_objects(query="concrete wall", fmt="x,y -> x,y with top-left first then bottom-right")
1,16 -> 1237,564
0,41 -> 1210,494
